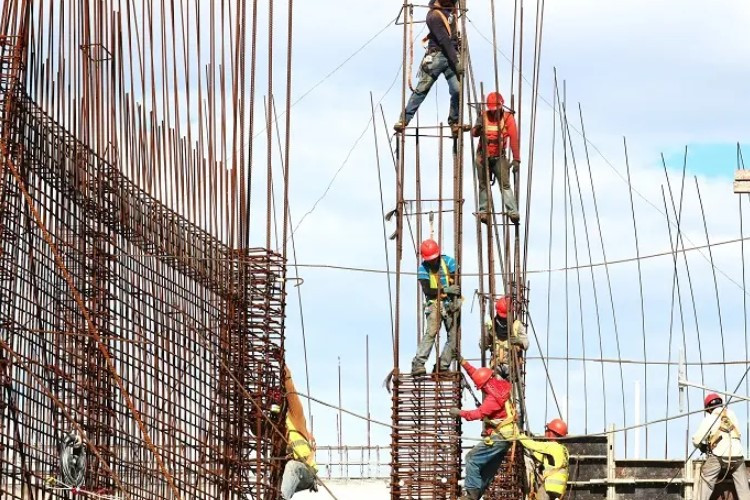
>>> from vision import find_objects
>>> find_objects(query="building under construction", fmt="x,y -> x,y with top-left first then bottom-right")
1,1 -> 750,499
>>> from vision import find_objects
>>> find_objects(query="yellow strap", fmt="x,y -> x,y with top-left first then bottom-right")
432,4 -> 453,37
428,257 -> 451,289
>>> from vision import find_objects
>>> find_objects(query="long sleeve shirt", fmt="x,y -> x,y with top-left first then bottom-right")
519,436 -> 569,495
426,3 -> 459,73
692,407 -> 744,458
459,360 -> 511,421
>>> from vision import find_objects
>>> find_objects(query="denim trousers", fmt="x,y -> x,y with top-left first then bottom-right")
281,460 -> 315,499
464,434 -> 510,494
403,51 -> 459,125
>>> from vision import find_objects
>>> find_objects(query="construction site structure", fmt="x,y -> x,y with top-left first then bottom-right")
0,2 -> 294,498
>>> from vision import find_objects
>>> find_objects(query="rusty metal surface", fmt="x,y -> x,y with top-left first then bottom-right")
390,372 -> 462,499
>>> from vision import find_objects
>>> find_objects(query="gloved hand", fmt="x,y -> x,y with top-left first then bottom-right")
449,408 -> 462,418
511,159 -> 521,173
454,60 -> 464,77
444,284 -> 460,296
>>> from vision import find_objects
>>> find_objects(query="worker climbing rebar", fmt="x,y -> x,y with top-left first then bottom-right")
278,367 -> 319,499
520,419 -> 570,500
692,393 -> 750,500
481,295 -> 528,376
472,91 -> 521,224
411,238 -> 461,376
449,358 -> 515,499
394,0 -> 466,138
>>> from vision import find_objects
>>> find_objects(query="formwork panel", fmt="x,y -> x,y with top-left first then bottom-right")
390,372 -> 462,499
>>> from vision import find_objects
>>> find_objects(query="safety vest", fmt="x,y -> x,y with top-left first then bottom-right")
535,442 -> 569,496
485,400 -> 518,441
708,409 -> 741,451
428,257 -> 452,291
286,416 -> 318,471
482,111 -> 507,158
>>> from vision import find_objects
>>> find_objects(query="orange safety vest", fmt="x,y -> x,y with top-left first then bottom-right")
482,111 -> 507,158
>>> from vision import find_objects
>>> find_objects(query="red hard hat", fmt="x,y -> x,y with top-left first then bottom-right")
546,418 -> 568,437
420,239 -> 440,261
495,296 -> 509,318
471,367 -> 493,390
487,92 -> 505,112
704,393 -> 723,408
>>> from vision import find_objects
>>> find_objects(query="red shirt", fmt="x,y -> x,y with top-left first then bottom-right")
460,361 -> 512,421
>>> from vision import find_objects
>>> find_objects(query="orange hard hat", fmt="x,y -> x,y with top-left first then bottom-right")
546,418 -> 568,437
487,92 -> 505,112
495,296 -> 509,318
704,393 -> 722,408
420,239 -> 440,261
471,367 -> 493,389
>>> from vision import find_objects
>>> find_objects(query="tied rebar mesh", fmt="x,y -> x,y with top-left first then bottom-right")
0,92 -> 287,498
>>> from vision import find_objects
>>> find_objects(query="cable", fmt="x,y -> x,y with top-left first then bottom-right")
59,431 -> 86,488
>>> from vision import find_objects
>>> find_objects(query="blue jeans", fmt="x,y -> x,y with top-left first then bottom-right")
464,434 -> 510,495
403,51 -> 460,125
281,460 -> 315,499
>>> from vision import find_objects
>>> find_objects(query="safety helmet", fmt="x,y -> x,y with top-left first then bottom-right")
486,92 -> 505,112
420,239 -> 440,261
495,296 -> 509,318
546,418 -> 568,437
471,367 -> 493,389
704,393 -> 723,409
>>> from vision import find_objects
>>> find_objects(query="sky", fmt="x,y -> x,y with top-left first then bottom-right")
271,0 -> 750,465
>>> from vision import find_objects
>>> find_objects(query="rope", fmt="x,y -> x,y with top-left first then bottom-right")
59,431 -> 86,488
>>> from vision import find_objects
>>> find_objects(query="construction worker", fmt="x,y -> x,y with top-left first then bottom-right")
472,91 -> 521,224
519,419 -> 570,500
449,358 -> 513,500
394,0 -> 464,137
412,238 -> 460,375
278,366 -> 319,499
692,393 -> 750,500
481,296 -> 528,375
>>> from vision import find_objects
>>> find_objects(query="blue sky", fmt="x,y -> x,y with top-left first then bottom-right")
271,0 -> 750,462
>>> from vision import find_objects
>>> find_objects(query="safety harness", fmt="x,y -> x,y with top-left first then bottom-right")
482,111 -> 508,158
422,1 -> 458,48
483,400 -> 518,444
708,408 -> 740,451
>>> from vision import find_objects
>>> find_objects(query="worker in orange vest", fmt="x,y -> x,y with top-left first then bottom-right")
472,91 -> 521,224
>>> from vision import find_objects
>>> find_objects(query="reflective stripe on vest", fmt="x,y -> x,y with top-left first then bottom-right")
541,444 -> 569,495
428,257 -> 451,290
482,112 -> 507,158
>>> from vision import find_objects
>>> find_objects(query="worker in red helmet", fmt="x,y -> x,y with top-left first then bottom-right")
394,0 -> 466,138
481,296 -> 528,376
519,419 -> 570,500
448,358 -> 514,500
471,91 -> 521,224
692,393 -> 750,500
412,239 -> 461,376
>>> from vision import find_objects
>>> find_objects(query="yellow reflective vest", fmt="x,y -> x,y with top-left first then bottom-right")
286,416 -> 318,472
519,436 -> 569,496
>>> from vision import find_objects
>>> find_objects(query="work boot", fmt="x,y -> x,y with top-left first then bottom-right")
411,365 -> 427,376
507,210 -> 520,224
478,213 -> 489,225
432,365 -> 451,378
461,489 -> 481,500
393,120 -> 406,133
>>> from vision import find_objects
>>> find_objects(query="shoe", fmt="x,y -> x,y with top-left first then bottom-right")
394,120 -> 406,133
411,365 -> 427,376
450,123 -> 460,138
508,211 -> 520,223
478,213 -> 489,225
461,489 -> 481,500
432,365 -> 451,377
